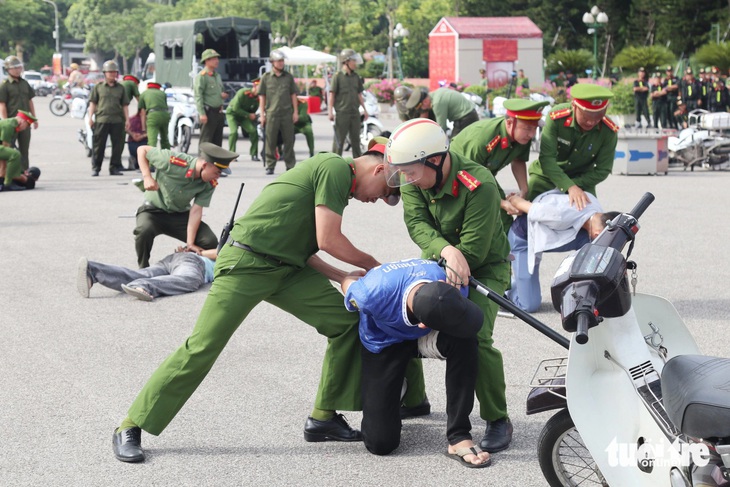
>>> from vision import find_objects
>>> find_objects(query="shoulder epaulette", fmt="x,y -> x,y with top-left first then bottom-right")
456,170 -> 482,192
170,156 -> 188,167
602,116 -> 619,132
550,108 -> 572,120
485,135 -> 501,153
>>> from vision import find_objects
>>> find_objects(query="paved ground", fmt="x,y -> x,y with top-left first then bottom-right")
2,98 -> 729,486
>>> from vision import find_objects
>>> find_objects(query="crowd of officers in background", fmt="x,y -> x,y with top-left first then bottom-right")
634,65 -> 730,130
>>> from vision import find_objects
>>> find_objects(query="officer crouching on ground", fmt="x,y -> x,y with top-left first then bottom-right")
133,142 -> 237,268
0,110 -> 36,192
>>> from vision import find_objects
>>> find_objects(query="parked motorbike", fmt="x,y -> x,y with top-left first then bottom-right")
343,90 -> 384,153
166,88 -> 198,154
50,87 -> 89,117
465,193 -> 730,487
668,110 -> 730,171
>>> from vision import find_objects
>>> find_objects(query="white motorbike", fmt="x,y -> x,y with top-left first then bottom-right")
51,87 -> 89,117
668,110 -> 730,171
467,193 -> 730,487
166,88 -> 198,154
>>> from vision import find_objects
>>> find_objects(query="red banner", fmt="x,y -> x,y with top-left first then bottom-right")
429,36 -> 456,89
483,40 -> 517,62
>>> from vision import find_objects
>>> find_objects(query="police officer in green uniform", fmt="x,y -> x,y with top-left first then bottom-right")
0,56 -> 38,171
133,142 -> 236,268
121,75 -> 140,105
0,110 -> 35,191
394,86 -> 435,123
111,139 -> 427,464
138,82 -> 170,149
194,49 -> 227,150
226,80 -> 260,161
527,84 -> 618,210
633,67 -> 650,128
650,72 -> 668,128
294,96 -> 315,157
259,49 -> 298,175
450,99 -> 549,234
663,66 -> 680,129
385,119 -> 514,454
88,60 -> 130,177
405,87 -> 478,138
329,49 -> 367,157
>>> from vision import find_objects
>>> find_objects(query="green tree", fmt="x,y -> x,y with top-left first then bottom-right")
65,0 -> 143,53
612,45 -> 675,72
546,49 -> 593,77
0,0 -> 52,62
695,41 -> 730,73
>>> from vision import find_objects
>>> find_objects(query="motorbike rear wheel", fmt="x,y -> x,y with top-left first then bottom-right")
179,126 -> 192,154
537,408 -> 608,487
50,98 -> 69,117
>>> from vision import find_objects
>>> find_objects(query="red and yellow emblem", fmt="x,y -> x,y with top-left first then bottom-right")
602,116 -> 619,132
485,135 -> 501,153
456,170 -> 481,192
550,108 -> 571,120
170,156 -> 188,167
210,179 -> 218,188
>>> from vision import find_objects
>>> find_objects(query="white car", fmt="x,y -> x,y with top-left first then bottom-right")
22,70 -> 55,96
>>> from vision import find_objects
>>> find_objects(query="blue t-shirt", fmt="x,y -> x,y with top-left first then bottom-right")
344,258 -> 468,353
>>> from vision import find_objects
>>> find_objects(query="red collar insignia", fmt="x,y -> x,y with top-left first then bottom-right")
185,168 -> 194,178
452,180 -> 459,197
210,179 -> 218,188
501,137 -> 510,149
564,117 -> 573,127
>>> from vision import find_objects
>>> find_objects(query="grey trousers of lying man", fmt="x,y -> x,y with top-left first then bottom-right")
88,253 -> 207,298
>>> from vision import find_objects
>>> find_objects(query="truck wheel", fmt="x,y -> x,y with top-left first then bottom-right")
50,98 -> 69,116
537,409 -> 608,487
179,126 -> 192,153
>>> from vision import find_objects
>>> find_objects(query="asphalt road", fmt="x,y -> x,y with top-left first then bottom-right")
2,98 -> 729,486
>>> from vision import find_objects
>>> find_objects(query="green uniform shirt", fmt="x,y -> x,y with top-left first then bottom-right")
144,149 -> 216,212
230,153 -> 354,268
450,116 -> 529,185
226,87 -> 258,118
331,70 -> 363,115
0,77 -> 34,116
431,88 -> 475,133
193,68 -> 224,114
400,151 -> 510,281
0,117 -> 20,145
138,87 -> 168,112
295,100 -> 312,128
528,102 -> 618,200
308,85 -> 323,99
89,81 -> 129,123
259,70 -> 297,117
121,80 -> 140,102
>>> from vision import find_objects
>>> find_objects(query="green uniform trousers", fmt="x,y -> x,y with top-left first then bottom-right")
264,115 -> 295,171
199,107 -> 225,150
333,113 -> 362,158
0,145 -> 22,185
146,111 -> 171,150
127,244 -> 425,435
226,114 -> 259,156
471,266 -> 509,421
295,123 -> 315,157
16,127 -> 31,171
134,205 -> 218,268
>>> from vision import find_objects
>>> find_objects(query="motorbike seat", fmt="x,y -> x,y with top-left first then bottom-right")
661,355 -> 730,438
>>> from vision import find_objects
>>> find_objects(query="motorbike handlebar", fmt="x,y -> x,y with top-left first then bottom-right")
575,313 -> 590,345
628,192 -> 655,220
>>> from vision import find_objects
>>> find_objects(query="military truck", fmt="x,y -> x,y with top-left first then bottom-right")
152,17 -> 271,91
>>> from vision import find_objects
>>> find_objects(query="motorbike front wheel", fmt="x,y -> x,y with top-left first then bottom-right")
537,408 -> 608,487
50,98 -> 69,117
179,126 -> 192,154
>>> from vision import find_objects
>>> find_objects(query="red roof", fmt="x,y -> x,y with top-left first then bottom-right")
438,17 -> 542,39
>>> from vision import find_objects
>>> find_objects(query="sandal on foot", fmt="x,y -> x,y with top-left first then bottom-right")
444,446 -> 492,469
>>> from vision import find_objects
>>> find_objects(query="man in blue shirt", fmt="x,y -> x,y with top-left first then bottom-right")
341,258 -> 491,468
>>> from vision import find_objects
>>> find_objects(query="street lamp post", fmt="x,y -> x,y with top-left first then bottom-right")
582,6 -> 608,80
393,22 -> 409,80
42,0 -> 60,54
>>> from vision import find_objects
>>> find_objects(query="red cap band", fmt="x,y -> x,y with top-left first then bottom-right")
123,75 -> 139,83
368,143 -> 386,155
17,112 -> 34,123
573,98 -> 609,112
506,109 -> 543,120
148,82 -> 161,89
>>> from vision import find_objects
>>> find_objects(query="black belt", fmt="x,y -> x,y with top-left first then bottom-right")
147,108 -> 166,113
227,239 -> 285,265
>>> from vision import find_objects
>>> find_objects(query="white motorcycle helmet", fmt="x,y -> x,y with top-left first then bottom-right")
384,119 -> 449,188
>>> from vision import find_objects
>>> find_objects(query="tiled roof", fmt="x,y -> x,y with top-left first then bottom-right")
441,17 -> 543,39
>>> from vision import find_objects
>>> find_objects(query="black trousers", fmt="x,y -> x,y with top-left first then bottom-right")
16,126 -> 31,170
452,109 -> 479,138
134,205 -> 218,268
199,107 -> 225,150
361,333 -> 478,455
92,122 -> 125,172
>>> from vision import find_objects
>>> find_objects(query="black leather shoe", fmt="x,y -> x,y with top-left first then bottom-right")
112,427 -> 145,462
252,154 -> 260,162
400,396 -> 431,419
303,414 -> 362,442
480,417 -> 513,453
91,170 -> 99,177
109,170 -> 124,176
265,168 -> 274,175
